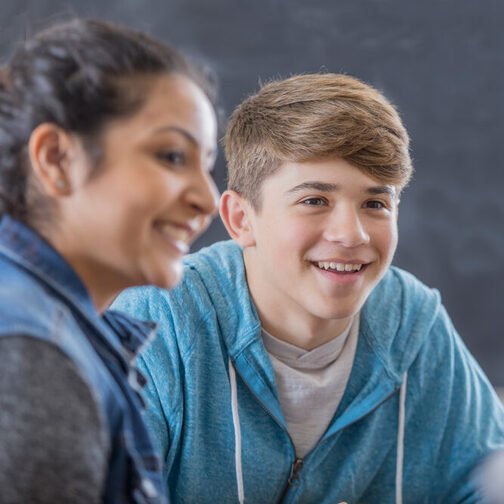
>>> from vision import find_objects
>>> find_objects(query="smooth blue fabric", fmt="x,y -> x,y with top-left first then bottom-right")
0,215 -> 167,504
113,240 -> 504,503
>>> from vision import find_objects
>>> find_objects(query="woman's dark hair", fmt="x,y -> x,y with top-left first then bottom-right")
0,18 -> 217,224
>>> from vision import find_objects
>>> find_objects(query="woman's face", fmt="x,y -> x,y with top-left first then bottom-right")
55,74 -> 219,306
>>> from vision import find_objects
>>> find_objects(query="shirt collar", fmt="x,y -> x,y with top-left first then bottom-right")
262,316 -> 355,369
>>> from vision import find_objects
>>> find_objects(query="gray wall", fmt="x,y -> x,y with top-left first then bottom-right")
2,0 -> 503,386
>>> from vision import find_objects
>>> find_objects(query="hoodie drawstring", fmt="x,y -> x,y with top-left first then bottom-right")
229,359 -> 407,504
395,371 -> 408,504
229,359 -> 245,504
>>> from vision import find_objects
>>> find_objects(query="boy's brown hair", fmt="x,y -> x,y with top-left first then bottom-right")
224,73 -> 412,209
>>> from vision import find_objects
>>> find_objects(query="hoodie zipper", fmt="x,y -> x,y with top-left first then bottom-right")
277,457 -> 304,502
287,458 -> 304,486
230,361 -> 304,503
231,360 -> 400,503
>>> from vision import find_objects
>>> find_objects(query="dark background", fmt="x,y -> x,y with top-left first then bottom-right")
1,0 -> 503,387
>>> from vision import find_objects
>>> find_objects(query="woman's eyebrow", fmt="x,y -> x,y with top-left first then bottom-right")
151,125 -> 198,147
150,125 -> 217,160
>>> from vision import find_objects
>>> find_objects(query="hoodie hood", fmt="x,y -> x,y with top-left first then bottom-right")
362,264 -> 441,381
183,240 -> 262,357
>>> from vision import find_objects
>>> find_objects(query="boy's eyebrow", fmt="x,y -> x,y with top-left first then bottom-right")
366,185 -> 396,198
285,181 -> 340,195
285,181 -> 396,198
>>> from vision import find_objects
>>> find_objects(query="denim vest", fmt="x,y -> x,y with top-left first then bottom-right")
0,215 -> 168,504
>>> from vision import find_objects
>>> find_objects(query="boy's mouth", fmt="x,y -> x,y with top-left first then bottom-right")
314,261 -> 368,274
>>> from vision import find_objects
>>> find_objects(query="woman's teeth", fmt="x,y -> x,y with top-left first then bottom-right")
157,223 -> 190,243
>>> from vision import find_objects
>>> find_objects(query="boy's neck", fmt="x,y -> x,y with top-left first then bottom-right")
243,250 -> 352,351
258,310 -> 352,351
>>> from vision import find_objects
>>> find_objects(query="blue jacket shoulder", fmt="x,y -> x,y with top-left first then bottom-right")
0,258 -> 71,341
361,265 -> 442,379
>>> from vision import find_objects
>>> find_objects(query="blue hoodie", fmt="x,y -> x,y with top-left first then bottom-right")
113,240 -> 504,503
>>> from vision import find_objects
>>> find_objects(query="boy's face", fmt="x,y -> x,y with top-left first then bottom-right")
242,157 -> 399,331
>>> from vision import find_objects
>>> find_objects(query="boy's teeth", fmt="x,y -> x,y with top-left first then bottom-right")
317,262 -> 362,272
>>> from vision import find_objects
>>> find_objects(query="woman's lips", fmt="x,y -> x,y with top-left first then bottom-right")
154,222 -> 192,253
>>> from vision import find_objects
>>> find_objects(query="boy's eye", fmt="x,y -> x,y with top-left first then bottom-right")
301,198 -> 326,206
156,150 -> 185,165
365,200 -> 386,209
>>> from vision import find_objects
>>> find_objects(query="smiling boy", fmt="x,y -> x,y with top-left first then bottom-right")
112,74 -> 504,503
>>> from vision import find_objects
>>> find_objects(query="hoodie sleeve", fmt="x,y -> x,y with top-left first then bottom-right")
112,286 -> 185,480
404,304 -> 504,503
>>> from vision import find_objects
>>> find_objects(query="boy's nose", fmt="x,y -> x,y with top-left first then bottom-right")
322,206 -> 370,247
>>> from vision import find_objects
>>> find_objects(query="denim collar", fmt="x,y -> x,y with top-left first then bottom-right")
0,215 -> 156,362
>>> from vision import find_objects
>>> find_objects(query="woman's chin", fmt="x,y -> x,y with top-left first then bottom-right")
153,261 -> 184,290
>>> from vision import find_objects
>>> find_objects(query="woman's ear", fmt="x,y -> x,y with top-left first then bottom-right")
219,190 -> 256,247
28,123 -> 75,197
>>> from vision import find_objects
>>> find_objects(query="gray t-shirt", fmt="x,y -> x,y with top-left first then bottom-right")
0,336 -> 109,504
262,316 -> 359,458
476,449 -> 504,504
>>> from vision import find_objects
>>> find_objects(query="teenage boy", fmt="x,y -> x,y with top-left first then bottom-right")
112,74 -> 504,503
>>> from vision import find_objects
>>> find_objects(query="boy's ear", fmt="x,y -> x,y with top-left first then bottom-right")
219,190 -> 256,247
28,123 -> 75,197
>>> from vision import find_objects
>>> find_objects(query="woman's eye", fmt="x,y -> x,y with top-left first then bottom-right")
301,198 -> 326,206
156,150 -> 185,166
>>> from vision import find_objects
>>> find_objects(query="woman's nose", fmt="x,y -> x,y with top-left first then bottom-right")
188,169 -> 220,217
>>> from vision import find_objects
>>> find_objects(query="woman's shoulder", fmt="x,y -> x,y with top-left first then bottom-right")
0,257 -> 70,341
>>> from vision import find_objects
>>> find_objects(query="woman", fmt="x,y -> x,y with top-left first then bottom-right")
0,19 -> 218,503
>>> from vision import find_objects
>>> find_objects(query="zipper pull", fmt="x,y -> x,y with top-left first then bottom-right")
287,458 -> 304,487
